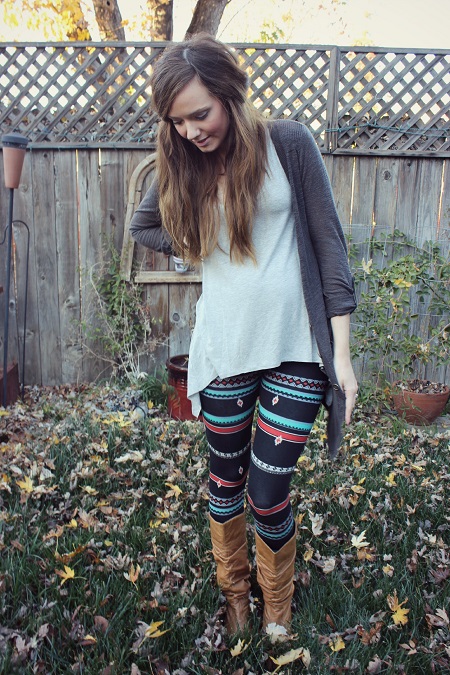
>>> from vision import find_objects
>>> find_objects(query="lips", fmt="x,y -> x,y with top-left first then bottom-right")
195,136 -> 210,146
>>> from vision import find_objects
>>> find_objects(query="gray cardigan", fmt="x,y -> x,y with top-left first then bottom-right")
130,119 -> 356,458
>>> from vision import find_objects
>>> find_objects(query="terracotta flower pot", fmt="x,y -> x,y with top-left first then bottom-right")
166,354 -> 195,421
392,381 -> 450,425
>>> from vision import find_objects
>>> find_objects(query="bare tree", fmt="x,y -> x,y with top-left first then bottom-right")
145,0 -> 173,40
92,0 -> 126,41
186,0 -> 232,37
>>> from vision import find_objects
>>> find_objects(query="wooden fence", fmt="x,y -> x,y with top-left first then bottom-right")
1,148 -> 449,387
0,42 -> 449,388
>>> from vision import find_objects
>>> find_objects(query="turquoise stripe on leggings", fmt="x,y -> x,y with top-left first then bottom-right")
262,380 -> 323,401
202,405 -> 254,425
258,404 -> 313,432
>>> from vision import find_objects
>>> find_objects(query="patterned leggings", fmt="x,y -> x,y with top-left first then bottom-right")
200,362 -> 327,552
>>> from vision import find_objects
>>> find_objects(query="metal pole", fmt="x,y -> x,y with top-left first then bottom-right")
2,188 -> 14,407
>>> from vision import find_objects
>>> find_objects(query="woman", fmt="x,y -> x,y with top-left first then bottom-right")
130,33 -> 357,635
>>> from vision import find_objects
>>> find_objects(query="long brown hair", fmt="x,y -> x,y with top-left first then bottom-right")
150,33 -> 267,263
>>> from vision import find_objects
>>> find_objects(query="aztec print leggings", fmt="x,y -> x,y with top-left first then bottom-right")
199,362 -> 328,552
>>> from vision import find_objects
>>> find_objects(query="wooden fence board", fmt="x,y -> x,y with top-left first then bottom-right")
54,151 -> 82,383
77,149 -> 107,381
10,158 -> 42,387
31,149 -> 62,385
330,155 -> 354,224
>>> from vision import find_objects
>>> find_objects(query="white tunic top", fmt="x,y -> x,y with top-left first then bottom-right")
187,136 -> 320,416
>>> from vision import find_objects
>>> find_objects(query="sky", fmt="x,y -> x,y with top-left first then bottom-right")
0,0 -> 449,49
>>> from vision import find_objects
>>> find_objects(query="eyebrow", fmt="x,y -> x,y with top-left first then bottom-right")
168,106 -> 210,121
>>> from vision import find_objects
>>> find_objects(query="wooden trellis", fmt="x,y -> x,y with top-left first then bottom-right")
1,42 -> 449,155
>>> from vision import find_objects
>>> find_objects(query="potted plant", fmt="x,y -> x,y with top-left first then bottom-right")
350,230 -> 450,424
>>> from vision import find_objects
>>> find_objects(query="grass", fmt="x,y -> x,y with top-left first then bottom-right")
0,383 -> 449,674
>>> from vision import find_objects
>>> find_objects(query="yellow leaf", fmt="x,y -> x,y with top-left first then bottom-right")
411,464 -> 425,473
155,509 -> 170,520
82,486 -> 98,495
270,647 -> 309,666
351,530 -> 370,549
383,564 -> 394,576
16,476 -> 34,493
0,409 -> 10,417
149,520 -> 162,529
351,485 -> 366,494
329,635 -> 346,652
165,482 -> 182,499
386,472 -> 397,486
387,591 -> 410,625
144,620 -> 170,638
56,565 -> 75,585
230,638 -> 248,656
303,548 -> 314,562
124,564 -> 141,585
82,634 -> 97,645
67,519 -> 77,529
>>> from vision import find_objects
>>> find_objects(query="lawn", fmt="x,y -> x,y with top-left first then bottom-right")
0,383 -> 449,674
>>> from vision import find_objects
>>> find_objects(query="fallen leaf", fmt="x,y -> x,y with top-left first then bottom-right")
329,635 -> 346,652
308,510 -> 324,536
387,591 -> 410,625
56,565 -> 75,585
351,530 -> 370,549
80,634 -> 97,646
124,564 -> 141,585
144,620 -> 169,638
270,647 -> 310,666
265,622 -> 291,643
165,482 -> 182,499
230,638 -> 248,656
94,615 -> 109,633
16,476 -> 34,493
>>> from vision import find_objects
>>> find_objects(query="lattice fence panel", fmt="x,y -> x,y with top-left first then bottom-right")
239,46 -> 331,149
1,42 -> 449,155
0,43 -> 161,145
336,49 -> 450,154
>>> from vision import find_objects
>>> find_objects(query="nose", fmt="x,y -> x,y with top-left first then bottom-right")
185,121 -> 201,141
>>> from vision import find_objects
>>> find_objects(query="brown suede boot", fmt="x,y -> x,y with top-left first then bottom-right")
209,513 -> 251,634
255,528 -> 297,630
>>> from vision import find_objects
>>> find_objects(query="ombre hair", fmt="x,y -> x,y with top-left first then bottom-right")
150,33 -> 268,263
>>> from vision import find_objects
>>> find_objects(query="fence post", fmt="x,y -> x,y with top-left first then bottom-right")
326,46 -> 340,154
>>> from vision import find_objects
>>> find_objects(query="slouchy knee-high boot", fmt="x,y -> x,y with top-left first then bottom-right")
255,529 -> 297,630
209,513 -> 251,633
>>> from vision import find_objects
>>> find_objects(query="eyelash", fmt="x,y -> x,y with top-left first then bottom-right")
172,111 -> 208,126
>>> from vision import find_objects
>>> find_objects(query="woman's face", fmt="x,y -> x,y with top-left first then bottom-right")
168,77 -> 230,155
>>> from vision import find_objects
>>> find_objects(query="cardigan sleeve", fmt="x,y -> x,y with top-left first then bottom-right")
294,124 -> 356,317
129,178 -> 173,255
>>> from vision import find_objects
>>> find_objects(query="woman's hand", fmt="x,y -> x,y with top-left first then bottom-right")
333,355 -> 358,424
330,314 -> 358,424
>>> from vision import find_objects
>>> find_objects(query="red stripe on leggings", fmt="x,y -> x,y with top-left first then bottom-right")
210,472 -> 247,488
257,418 -> 308,443
204,418 -> 252,434
247,493 -> 290,516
